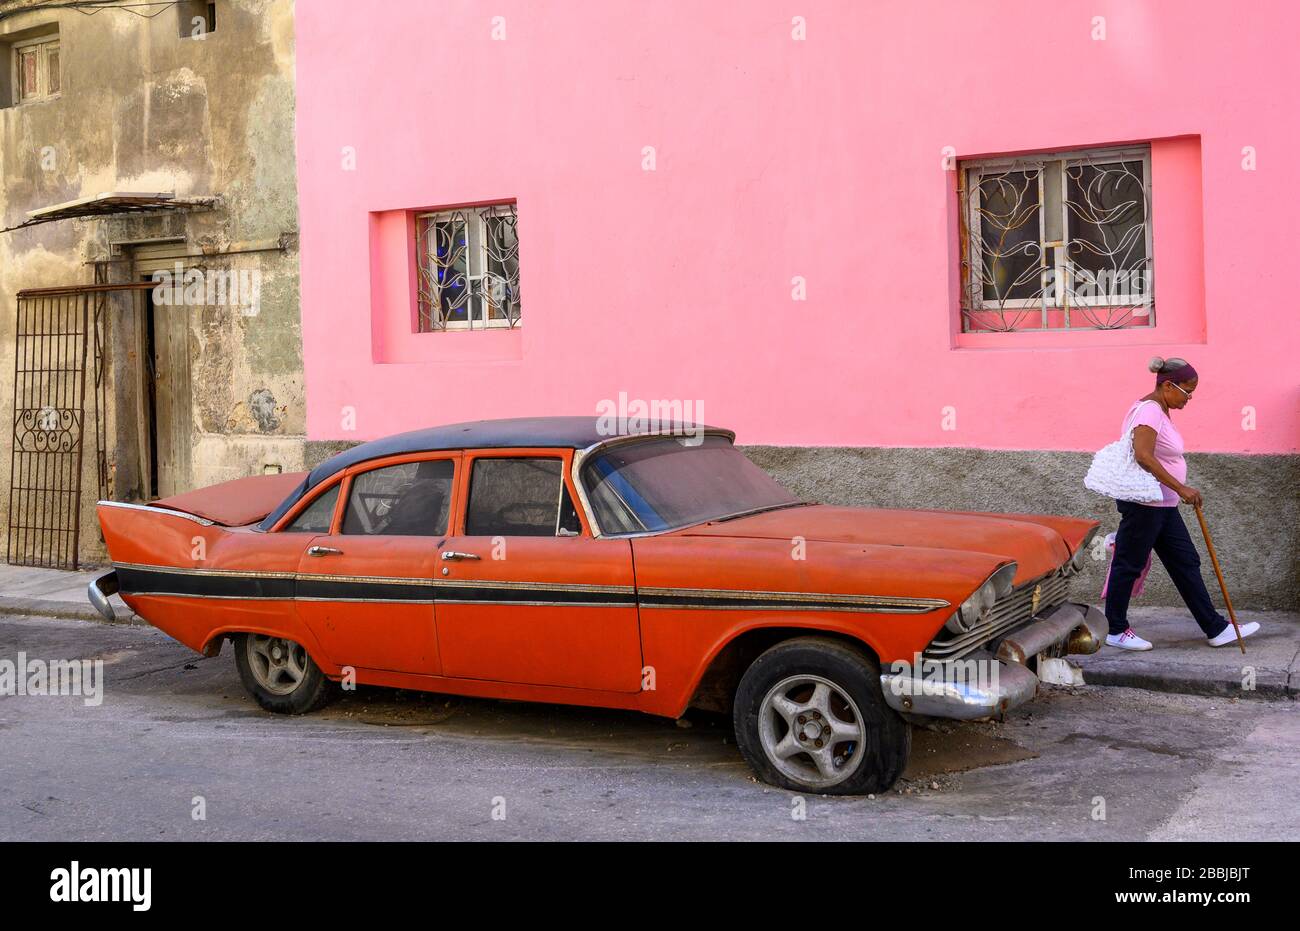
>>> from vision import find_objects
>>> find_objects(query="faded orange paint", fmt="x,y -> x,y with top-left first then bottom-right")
97,445 -> 1098,720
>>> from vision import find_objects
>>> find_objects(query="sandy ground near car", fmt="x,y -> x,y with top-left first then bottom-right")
0,613 -> 1295,841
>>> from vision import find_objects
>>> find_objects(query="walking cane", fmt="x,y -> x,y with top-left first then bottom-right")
1192,503 -> 1246,654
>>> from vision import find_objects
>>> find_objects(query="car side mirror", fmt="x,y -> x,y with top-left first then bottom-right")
556,527 -> 580,537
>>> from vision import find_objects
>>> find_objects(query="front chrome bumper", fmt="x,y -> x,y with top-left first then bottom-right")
879,602 -> 1107,721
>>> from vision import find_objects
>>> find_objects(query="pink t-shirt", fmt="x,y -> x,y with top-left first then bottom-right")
1124,399 -> 1185,507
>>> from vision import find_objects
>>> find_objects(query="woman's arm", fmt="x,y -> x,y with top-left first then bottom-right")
1132,425 -> 1202,506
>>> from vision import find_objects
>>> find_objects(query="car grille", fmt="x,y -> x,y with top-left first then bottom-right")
923,569 -> 1071,661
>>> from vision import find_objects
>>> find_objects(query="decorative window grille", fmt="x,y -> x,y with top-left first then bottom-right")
415,204 -> 520,332
959,145 -> 1153,332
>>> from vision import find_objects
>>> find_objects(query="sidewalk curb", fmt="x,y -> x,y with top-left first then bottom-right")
1080,664 -> 1294,700
0,597 -> 140,625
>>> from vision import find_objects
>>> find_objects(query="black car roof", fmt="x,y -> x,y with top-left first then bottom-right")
258,416 -> 730,530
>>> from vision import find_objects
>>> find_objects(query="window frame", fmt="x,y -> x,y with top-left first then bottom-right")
453,448 -> 592,539
177,0 -> 218,39
271,452 -> 462,536
340,455 -> 457,538
275,475 -> 345,534
414,203 -> 521,333
11,34 -> 60,105
961,144 -> 1154,330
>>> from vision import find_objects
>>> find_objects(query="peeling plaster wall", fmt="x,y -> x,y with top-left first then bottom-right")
0,0 -> 302,565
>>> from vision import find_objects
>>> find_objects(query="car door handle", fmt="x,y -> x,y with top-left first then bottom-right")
307,545 -> 343,557
441,551 -> 481,561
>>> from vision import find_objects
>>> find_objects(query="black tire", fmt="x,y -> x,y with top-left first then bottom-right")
733,636 -> 910,795
233,633 -> 338,714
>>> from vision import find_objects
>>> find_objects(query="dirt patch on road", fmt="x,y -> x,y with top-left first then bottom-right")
324,689 -> 464,726
903,723 -> 1037,780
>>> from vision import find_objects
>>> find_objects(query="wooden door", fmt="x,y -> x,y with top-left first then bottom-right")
148,290 -> 192,498
132,243 -> 193,499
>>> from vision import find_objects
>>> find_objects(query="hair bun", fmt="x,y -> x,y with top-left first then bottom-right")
1147,356 -> 1166,373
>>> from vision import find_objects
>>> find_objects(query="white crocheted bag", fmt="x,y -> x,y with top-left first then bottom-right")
1084,400 -> 1165,504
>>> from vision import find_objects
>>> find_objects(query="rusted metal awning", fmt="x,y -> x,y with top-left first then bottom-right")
3,192 -> 217,233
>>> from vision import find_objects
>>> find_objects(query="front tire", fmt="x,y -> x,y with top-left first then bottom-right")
733,637 -> 909,795
233,633 -> 337,714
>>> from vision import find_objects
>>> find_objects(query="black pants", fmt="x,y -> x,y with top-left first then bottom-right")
1104,500 -> 1229,638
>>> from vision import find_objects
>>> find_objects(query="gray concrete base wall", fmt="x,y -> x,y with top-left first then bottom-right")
744,446 -> 1300,611
306,439 -> 1299,611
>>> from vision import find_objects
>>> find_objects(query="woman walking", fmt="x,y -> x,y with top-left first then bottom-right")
1104,357 -> 1262,650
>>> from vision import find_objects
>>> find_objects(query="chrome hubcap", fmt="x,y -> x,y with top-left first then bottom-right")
758,675 -> 865,789
247,635 -> 308,695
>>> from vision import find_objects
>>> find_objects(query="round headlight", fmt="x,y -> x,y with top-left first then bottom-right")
990,562 -> 1017,598
943,565 -> 1016,637
952,593 -> 987,632
943,597 -> 981,635
1068,528 -> 1099,575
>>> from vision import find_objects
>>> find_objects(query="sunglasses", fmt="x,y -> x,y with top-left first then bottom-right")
1168,382 -> 1195,400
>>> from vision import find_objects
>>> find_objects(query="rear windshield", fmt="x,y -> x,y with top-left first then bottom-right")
580,435 -> 799,535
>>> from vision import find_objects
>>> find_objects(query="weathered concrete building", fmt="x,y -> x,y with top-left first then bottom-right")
0,0 -> 302,568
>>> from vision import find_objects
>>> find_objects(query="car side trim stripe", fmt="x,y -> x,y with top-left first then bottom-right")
116,565 -> 296,600
637,586 -> 946,614
113,564 -> 945,613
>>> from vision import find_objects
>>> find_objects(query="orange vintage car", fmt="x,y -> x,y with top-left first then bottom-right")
91,417 -> 1105,794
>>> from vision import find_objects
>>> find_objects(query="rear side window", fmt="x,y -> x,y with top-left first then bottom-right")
283,484 -> 340,533
466,458 -> 565,536
343,459 -> 454,536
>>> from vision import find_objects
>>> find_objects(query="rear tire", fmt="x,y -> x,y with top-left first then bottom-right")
733,637 -> 909,795
233,633 -> 338,714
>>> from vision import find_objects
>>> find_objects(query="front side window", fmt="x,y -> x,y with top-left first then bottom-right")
342,459 -> 454,536
283,484 -> 340,534
960,145 -> 1153,332
465,458 -> 567,537
415,203 -> 520,332
581,436 -> 801,535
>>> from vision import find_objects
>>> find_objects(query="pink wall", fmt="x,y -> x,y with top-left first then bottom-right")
295,0 -> 1299,454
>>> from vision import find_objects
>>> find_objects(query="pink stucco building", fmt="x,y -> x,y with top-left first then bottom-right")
293,0 -> 1299,607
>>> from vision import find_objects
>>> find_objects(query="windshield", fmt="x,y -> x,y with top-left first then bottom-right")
580,435 -> 801,534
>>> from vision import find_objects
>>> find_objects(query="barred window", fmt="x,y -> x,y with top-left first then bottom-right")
959,145 -> 1153,332
415,204 -> 520,332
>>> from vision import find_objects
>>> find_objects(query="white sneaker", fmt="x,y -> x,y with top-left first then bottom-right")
1208,621 -> 1260,647
1106,628 -> 1154,651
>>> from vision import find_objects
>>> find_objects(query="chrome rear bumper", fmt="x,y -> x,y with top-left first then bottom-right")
87,571 -> 120,622
879,602 -> 1107,721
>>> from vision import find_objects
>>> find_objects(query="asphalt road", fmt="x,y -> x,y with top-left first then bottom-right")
1,613 -> 1295,841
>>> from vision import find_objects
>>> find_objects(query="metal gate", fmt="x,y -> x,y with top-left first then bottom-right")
6,282 -> 149,569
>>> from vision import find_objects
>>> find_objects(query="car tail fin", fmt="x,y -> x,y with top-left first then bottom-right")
150,471 -> 308,527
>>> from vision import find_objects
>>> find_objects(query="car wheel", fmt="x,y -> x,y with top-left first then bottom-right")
733,637 -> 910,795
233,633 -> 338,714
